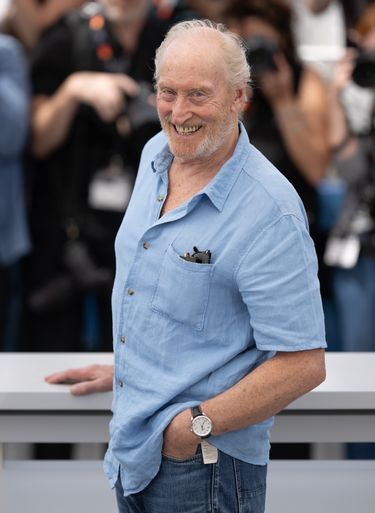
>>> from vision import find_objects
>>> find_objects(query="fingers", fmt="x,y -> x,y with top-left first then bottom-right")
69,380 -> 101,396
114,74 -> 140,97
45,364 -> 97,384
96,96 -> 124,122
70,376 -> 113,396
45,368 -> 85,384
45,364 -> 114,395
94,75 -> 139,122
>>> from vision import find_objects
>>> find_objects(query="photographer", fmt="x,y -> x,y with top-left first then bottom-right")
326,2 -> 375,353
226,0 -> 329,226
26,0 -> 191,353
2,0 -> 86,50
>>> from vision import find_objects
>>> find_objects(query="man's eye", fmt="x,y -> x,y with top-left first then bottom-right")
190,91 -> 208,102
192,91 -> 206,98
159,89 -> 175,100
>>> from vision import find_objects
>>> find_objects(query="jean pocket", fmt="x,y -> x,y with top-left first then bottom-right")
151,244 -> 213,331
234,460 -> 267,513
161,451 -> 203,464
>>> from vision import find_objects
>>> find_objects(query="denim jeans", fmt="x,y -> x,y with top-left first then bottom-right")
115,449 -> 267,513
333,256 -> 375,351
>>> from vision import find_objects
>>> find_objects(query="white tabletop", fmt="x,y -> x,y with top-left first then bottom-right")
290,352 -> 375,410
0,352 -> 374,412
0,352 -> 113,410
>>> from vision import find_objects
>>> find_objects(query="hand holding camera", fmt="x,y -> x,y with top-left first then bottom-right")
246,37 -> 294,107
258,52 -> 294,108
66,71 -> 140,122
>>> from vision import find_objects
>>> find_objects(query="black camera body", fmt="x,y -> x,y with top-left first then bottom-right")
125,81 -> 160,133
352,51 -> 375,88
246,36 -> 278,76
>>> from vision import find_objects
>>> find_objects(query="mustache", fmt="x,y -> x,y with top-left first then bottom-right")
161,115 -> 203,128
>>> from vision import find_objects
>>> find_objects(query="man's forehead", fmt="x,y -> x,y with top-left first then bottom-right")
159,34 -> 227,81
161,29 -> 224,64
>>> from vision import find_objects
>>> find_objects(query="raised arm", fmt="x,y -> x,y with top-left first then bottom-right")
9,0 -> 86,49
260,54 -> 330,185
327,49 -> 359,160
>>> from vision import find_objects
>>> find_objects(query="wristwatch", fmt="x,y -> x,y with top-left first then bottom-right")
191,405 -> 212,438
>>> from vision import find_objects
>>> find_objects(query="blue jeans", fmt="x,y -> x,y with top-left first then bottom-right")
115,449 -> 267,513
333,256 -> 375,351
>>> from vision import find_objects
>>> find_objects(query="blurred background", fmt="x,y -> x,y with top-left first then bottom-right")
1,0 -> 375,462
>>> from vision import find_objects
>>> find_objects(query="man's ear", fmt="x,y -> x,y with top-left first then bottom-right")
231,86 -> 247,113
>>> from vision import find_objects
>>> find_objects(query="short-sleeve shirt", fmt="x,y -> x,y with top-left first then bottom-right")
104,123 -> 327,496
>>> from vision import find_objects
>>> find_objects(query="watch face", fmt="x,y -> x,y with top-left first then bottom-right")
192,415 -> 212,437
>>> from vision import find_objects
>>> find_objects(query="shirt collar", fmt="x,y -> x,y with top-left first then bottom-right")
151,122 -> 250,211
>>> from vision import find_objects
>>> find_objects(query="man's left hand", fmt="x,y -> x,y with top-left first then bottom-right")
162,409 -> 200,460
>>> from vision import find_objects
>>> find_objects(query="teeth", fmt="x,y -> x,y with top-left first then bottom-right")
174,125 -> 200,134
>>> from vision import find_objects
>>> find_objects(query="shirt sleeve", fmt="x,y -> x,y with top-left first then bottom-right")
235,213 -> 327,352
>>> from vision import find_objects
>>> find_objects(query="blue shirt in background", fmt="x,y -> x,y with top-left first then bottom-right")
104,123 -> 327,496
0,34 -> 30,265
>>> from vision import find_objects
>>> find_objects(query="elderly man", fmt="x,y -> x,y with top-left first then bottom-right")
46,19 -> 326,513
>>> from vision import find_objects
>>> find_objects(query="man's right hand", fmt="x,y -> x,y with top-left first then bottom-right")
66,71 -> 140,122
45,364 -> 114,395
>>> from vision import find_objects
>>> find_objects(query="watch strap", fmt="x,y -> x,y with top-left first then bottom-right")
191,405 -> 202,419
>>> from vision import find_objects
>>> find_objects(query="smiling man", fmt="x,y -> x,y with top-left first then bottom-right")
46,19 -> 326,513
108,19 -> 326,513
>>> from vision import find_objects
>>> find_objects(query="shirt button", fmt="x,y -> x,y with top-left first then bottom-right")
157,195 -> 164,202
120,336 -> 126,344
143,242 -> 150,250
127,288 -> 135,296
119,379 -> 124,387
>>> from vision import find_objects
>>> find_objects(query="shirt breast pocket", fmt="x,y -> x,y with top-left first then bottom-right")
151,244 -> 213,331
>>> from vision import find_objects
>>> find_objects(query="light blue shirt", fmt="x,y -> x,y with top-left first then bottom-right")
104,124 -> 326,496
0,35 -> 30,265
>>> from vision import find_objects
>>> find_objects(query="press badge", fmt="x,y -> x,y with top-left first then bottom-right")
88,156 -> 133,212
201,440 -> 218,464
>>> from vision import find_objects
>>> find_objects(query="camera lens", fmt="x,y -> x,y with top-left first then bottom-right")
352,51 -> 375,88
246,36 -> 278,76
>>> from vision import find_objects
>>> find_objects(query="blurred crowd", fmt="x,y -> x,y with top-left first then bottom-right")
1,0 -> 375,361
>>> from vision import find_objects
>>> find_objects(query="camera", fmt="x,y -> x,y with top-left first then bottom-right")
352,50 -> 375,88
125,81 -> 160,133
246,36 -> 278,76
28,240 -> 113,313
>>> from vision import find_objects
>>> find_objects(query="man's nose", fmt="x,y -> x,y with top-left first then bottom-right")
170,96 -> 192,125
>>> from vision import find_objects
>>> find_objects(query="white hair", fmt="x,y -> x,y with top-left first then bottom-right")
154,19 -> 251,90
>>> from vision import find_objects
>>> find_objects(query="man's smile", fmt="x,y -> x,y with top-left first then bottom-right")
173,124 -> 203,135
